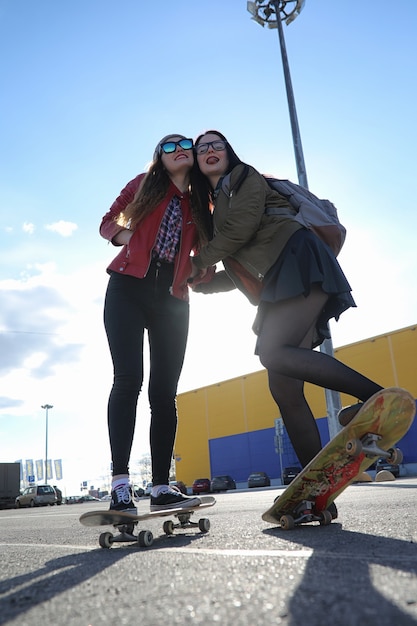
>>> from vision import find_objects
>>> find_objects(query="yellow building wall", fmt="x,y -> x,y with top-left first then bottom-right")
175,389 -> 210,482
175,324 -> 417,487
241,372 -> 277,431
206,378 -> 246,438
334,326 -> 417,407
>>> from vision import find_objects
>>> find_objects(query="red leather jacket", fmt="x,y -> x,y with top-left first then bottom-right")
100,174 -> 202,302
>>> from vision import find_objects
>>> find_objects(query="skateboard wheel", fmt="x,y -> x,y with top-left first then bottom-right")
280,514 -> 295,530
163,520 -> 175,535
138,530 -> 153,547
99,532 -> 114,549
387,447 -> 403,464
198,518 -> 210,533
319,510 -> 332,526
346,438 -> 362,457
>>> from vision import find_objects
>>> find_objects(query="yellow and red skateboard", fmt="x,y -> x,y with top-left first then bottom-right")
262,388 -> 415,529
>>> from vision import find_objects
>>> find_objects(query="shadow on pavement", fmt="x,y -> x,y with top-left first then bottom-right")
0,531 -> 202,625
263,524 -> 417,624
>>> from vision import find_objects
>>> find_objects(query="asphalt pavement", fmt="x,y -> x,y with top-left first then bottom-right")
1,479 -> 417,626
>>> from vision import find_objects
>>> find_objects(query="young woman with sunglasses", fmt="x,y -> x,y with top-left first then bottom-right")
100,134 -> 212,513
191,130 -> 382,513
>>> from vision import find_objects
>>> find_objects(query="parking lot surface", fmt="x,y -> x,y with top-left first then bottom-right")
1,479 -> 417,625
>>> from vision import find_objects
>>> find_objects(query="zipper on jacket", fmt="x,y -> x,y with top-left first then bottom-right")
144,222 -> 164,278
154,260 -> 161,295
242,259 -> 264,281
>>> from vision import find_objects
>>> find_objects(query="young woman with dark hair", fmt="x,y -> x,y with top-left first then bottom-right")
190,130 -> 382,515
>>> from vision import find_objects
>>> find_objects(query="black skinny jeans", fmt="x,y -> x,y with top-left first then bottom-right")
104,263 -> 189,485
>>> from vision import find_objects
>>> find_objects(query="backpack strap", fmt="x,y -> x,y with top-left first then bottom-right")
221,164 -> 250,199
233,163 -> 250,194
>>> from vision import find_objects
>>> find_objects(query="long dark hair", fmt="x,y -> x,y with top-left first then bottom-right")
118,136 -> 212,245
192,130 -> 247,231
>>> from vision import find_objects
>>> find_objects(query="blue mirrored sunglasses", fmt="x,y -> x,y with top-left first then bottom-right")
160,138 -> 193,154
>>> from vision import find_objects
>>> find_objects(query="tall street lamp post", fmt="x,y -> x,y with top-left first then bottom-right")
247,0 -> 342,438
41,404 -> 53,483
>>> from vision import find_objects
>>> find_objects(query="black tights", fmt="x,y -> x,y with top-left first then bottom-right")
257,285 -> 382,467
104,267 -> 189,485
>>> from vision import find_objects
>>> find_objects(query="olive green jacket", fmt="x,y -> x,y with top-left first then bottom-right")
193,164 -> 302,304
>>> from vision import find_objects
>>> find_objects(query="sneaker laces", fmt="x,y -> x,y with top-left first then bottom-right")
113,483 -> 132,505
153,485 -> 181,498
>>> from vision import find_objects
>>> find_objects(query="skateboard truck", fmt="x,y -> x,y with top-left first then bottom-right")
100,522 -> 154,549
162,511 -> 210,535
345,433 -> 403,464
279,500 -> 333,530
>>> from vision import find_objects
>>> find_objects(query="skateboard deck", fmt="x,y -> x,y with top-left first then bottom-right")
80,495 -> 216,548
262,387 -> 415,529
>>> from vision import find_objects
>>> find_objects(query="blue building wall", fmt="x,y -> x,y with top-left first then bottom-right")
208,402 -> 417,481
317,417 -> 330,447
396,405 -> 417,463
209,430 -> 277,482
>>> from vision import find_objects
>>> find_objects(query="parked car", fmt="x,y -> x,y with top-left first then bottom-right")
16,485 -> 57,508
376,457 -> 400,477
65,495 -> 80,504
65,495 -> 100,504
144,482 -> 153,496
53,485 -> 63,505
78,495 -> 100,503
282,466 -> 302,486
210,475 -> 236,492
247,472 -> 271,488
192,478 -> 211,494
169,480 -> 187,494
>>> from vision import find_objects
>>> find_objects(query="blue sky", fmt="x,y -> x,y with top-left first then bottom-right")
1,0 -> 417,494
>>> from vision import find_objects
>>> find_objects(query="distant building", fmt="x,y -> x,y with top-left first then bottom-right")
176,324 -> 417,485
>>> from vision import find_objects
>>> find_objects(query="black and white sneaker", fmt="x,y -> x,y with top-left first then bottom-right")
110,483 -> 137,515
150,488 -> 201,512
338,402 -> 363,427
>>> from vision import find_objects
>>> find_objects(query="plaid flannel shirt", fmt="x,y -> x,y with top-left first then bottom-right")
152,195 -> 182,262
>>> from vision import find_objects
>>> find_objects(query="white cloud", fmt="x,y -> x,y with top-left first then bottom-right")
45,220 -> 78,237
22,222 -> 35,234
0,260 -> 128,491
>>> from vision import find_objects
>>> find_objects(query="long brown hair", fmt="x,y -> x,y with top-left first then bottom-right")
117,158 -> 170,230
118,136 -> 212,244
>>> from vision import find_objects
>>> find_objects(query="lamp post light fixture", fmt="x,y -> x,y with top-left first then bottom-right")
247,0 -> 342,438
247,0 -> 305,27
247,1 -> 307,186
41,404 -> 53,483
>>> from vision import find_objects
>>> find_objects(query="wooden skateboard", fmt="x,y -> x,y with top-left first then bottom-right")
80,495 -> 216,548
262,387 -> 416,529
